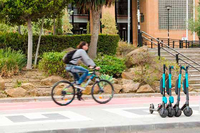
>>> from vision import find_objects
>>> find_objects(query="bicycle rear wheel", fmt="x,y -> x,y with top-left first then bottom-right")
51,80 -> 75,106
91,79 -> 114,104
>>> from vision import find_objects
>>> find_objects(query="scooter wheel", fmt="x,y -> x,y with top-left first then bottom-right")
149,104 -> 154,114
159,108 -> 168,118
175,109 -> 182,117
183,107 -> 193,117
168,107 -> 175,117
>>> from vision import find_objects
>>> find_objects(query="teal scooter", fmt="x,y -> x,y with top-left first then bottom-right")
181,66 -> 193,117
173,65 -> 183,117
149,64 -> 168,118
165,66 -> 175,117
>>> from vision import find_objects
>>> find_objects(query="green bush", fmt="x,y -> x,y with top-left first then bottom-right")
0,33 -> 120,56
39,52 -> 126,78
38,52 -> 67,77
94,54 -> 126,77
117,41 -> 136,57
0,48 -> 26,77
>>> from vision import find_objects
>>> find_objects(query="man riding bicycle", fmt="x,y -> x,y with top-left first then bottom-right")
64,41 -> 100,100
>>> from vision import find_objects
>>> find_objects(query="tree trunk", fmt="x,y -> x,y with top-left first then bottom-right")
26,18 -> 33,69
88,9 -> 101,59
34,17 -> 44,66
53,18 -> 56,35
18,25 -> 21,35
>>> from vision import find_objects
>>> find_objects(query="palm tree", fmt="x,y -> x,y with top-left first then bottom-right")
73,0 -> 114,59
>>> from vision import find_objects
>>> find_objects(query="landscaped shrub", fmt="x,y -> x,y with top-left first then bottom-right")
117,41 -> 136,57
39,52 -> 126,78
38,52 -> 67,77
0,33 -> 120,56
94,54 -> 126,77
0,48 -> 26,77
131,51 -> 179,88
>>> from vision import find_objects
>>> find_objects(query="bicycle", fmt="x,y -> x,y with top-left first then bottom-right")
51,68 -> 115,106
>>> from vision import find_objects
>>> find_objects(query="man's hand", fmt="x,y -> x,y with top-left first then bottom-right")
95,66 -> 100,70
89,66 -> 100,70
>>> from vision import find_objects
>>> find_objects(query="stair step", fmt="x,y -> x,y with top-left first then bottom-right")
190,75 -> 200,77
190,84 -> 200,89
189,79 -> 200,83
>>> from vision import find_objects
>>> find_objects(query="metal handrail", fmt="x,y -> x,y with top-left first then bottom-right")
141,31 -> 200,72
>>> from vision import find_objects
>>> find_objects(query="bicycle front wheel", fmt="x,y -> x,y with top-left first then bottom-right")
91,79 -> 114,104
51,80 -> 75,106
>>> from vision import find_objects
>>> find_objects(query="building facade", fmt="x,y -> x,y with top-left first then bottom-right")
68,0 -> 199,45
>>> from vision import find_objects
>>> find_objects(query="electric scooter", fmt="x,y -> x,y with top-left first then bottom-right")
149,64 -> 168,118
181,66 -> 193,117
173,65 -> 183,117
165,66 -> 175,117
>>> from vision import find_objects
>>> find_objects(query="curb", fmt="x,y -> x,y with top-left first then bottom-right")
26,121 -> 200,133
0,92 -> 199,103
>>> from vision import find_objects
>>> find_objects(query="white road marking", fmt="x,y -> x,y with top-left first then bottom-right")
0,111 -> 92,126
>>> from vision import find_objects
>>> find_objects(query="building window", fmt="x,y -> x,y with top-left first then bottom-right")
73,23 -> 87,34
116,0 -> 128,16
68,4 -> 89,34
159,0 -> 193,30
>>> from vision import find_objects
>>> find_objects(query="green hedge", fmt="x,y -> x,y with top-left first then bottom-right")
0,33 -> 120,56
38,52 -> 126,78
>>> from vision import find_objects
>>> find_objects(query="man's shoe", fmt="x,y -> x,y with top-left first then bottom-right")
77,90 -> 84,101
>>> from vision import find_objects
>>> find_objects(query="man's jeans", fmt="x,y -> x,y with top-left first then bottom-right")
66,65 -> 89,85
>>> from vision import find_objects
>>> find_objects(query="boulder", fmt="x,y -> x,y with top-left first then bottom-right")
5,87 -> 27,97
51,83 -> 74,96
0,91 -> 7,98
21,83 -> 36,90
0,77 -> 5,90
104,84 -> 114,94
41,76 -> 63,86
113,78 -> 119,84
126,46 -> 148,57
137,84 -> 155,93
121,71 -> 134,80
121,79 -> 134,85
34,88 -> 51,96
125,46 -> 148,68
82,86 -> 92,95
122,82 -> 140,93
113,84 -> 123,93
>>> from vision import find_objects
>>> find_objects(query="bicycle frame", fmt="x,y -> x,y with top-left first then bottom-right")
66,70 -> 100,90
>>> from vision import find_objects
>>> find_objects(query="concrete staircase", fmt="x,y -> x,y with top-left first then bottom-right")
148,48 -> 200,90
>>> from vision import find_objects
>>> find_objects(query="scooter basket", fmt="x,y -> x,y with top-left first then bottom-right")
166,79 -> 169,95
175,79 -> 179,95
183,78 -> 188,94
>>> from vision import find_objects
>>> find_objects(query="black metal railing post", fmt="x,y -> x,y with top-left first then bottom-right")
192,41 -> 193,48
179,40 -> 181,48
176,54 -> 179,64
161,40 -> 163,47
173,41 -> 175,48
158,41 -> 161,60
168,38 -> 170,47
151,39 -> 153,48
186,40 -> 187,48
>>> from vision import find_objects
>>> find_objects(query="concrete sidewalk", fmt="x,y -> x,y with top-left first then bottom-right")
0,92 -> 199,103
0,96 -> 199,133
